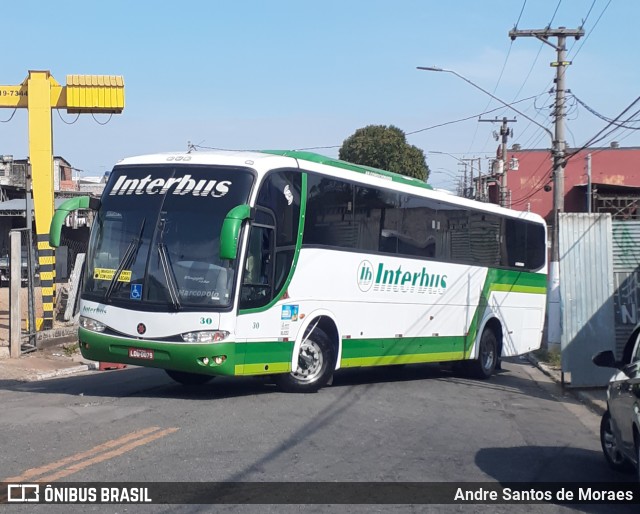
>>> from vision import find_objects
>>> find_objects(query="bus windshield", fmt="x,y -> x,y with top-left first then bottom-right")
83,164 -> 254,310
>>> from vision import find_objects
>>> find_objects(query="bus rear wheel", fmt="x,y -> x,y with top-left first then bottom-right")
467,328 -> 498,379
276,328 -> 334,393
165,369 -> 214,386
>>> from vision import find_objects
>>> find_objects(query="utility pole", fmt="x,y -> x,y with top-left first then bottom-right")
479,117 -> 516,207
461,157 -> 480,199
509,26 -> 584,349
586,153 -> 592,213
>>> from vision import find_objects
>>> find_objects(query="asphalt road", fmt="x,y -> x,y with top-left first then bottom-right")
0,358 -> 635,513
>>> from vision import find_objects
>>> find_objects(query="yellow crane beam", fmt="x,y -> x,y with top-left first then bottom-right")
0,70 -> 124,329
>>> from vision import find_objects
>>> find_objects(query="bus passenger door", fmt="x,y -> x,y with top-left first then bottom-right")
236,210 -> 281,341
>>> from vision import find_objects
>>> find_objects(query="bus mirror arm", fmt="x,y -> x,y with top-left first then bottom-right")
220,204 -> 253,260
49,196 -> 101,248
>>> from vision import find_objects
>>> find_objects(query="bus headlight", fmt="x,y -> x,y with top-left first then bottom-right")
79,316 -> 106,333
181,330 -> 230,343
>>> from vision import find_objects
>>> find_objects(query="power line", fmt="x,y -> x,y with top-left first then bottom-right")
515,0 -> 527,28
464,1 -> 530,154
569,0 -> 612,60
406,95 -> 540,136
572,93 -> 640,130
512,95 -> 640,207
565,95 -> 640,161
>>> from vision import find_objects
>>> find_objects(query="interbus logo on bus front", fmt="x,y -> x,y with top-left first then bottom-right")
357,260 -> 448,295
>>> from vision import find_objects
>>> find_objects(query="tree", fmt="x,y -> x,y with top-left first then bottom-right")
339,125 -> 429,182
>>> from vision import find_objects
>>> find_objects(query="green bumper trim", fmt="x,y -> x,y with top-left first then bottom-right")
78,328 -> 294,377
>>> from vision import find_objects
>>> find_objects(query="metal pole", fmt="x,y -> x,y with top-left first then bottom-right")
586,153 -> 592,213
479,117 -> 516,207
508,27 -> 583,350
501,118 -> 510,208
25,163 -> 36,347
552,33 -> 568,260
9,231 -> 22,357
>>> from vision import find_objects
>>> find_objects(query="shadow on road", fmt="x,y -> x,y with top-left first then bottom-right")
476,445 -> 637,513
1,357 -> 575,404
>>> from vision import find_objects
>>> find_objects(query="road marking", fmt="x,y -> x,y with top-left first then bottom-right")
2,426 -> 178,483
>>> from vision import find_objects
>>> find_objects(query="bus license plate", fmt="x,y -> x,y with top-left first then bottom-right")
129,348 -> 154,360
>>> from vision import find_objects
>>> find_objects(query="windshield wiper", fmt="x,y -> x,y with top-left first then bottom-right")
103,218 -> 146,302
157,243 -> 181,310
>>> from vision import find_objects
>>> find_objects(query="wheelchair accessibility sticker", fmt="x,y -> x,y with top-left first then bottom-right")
130,284 -> 142,300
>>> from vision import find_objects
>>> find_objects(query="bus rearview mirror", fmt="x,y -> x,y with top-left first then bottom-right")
220,204 -> 252,260
49,196 -> 100,248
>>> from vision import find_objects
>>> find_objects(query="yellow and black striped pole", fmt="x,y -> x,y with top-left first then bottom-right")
0,71 -> 124,330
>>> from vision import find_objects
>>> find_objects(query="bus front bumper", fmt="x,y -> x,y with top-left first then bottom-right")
78,328 -> 239,377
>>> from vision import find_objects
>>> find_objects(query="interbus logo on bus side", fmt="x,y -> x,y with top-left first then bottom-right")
357,260 -> 448,294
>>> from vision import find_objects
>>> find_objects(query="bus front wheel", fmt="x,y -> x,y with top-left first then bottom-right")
276,328 -> 335,393
165,369 -> 214,386
467,329 -> 498,379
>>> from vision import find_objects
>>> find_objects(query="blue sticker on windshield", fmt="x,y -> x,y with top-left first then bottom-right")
130,284 -> 142,300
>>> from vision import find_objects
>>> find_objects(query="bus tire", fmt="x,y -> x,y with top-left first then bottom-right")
467,328 -> 498,379
276,328 -> 335,393
165,369 -> 214,386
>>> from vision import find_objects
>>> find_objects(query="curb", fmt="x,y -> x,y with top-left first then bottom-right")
526,353 -> 607,417
29,361 -> 99,381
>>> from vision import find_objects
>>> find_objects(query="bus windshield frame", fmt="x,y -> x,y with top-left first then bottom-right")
82,163 -> 255,312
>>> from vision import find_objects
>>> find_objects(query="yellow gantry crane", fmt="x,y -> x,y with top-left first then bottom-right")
0,70 -> 124,329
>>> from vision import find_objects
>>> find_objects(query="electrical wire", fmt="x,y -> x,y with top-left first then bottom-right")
572,94 -> 640,130
0,108 -> 17,123
515,0 -> 527,28
56,110 -> 80,125
513,95 -> 640,207
569,0 -> 613,61
91,113 -> 114,126
464,1 -> 529,154
566,96 -> 640,160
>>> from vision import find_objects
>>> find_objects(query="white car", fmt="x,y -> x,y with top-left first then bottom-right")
593,336 -> 640,481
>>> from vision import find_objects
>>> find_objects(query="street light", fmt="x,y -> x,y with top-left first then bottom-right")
429,168 -> 463,194
417,67 -> 553,139
428,150 -> 482,199
417,65 -> 564,350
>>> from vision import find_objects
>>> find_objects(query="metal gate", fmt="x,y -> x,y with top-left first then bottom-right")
559,213 -> 617,387
611,220 -> 640,360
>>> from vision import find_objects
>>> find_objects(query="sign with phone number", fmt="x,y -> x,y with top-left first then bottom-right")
93,268 -> 132,282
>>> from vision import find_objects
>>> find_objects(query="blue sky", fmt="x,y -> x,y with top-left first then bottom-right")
1,0 -> 638,190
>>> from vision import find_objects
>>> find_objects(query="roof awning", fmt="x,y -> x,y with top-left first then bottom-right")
0,198 -> 81,217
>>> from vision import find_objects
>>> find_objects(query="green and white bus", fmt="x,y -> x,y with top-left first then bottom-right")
50,150 -> 547,392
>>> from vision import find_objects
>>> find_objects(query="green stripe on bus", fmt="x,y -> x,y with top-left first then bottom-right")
490,283 -> 546,294
262,150 -> 433,191
235,362 -> 291,375
340,335 -> 466,367
466,269 -> 547,354
342,351 -> 464,368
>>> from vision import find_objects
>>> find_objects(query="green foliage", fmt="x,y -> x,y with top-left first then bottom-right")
339,125 -> 429,182
62,343 -> 79,357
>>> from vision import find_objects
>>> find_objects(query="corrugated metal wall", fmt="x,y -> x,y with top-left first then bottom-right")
559,213 -> 616,387
611,220 -> 640,359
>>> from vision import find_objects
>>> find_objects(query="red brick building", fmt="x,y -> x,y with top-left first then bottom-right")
486,145 -> 640,221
